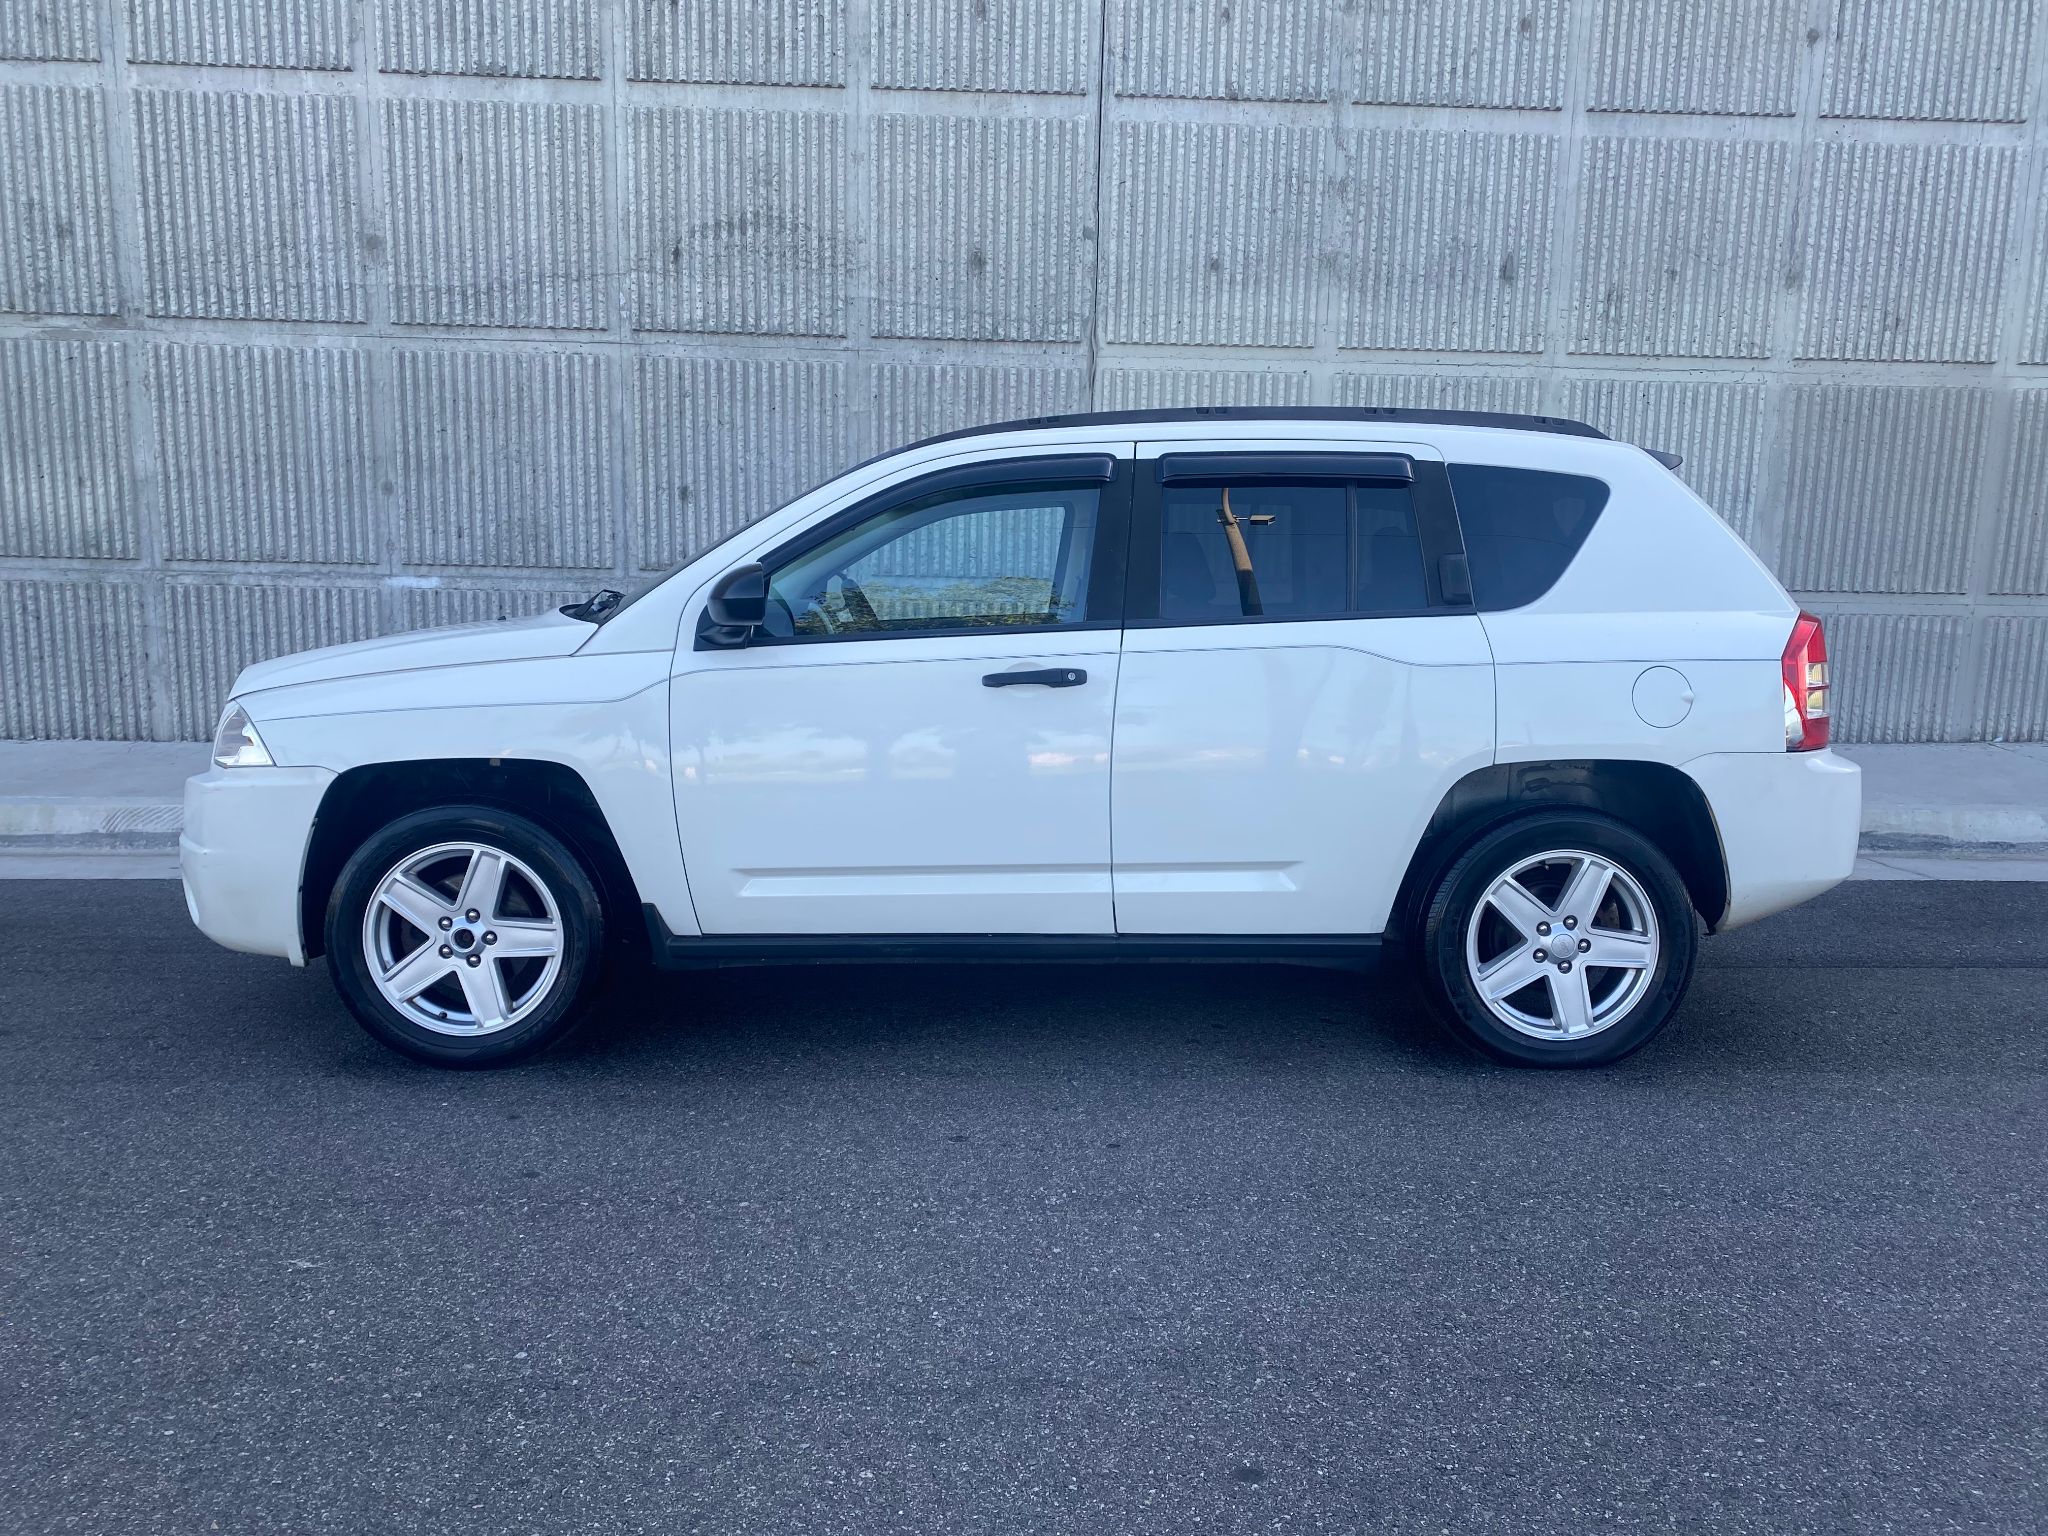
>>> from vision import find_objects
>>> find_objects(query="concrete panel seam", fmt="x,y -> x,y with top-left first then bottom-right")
100,1 -> 174,740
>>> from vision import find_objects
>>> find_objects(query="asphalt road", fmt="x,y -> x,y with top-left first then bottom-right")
2,879 -> 2043,1535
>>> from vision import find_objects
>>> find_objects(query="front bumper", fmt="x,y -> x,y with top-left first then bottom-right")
1685,748 -> 1862,931
180,764 -> 335,965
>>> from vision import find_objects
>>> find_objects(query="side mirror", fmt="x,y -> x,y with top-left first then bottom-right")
700,562 -> 768,647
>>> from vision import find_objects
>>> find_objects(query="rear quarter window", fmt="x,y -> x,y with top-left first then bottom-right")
1447,465 -> 1610,611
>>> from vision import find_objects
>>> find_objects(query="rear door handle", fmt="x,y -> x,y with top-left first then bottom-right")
982,667 -> 1087,688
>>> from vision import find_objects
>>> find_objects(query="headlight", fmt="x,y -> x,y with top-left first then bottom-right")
212,702 -> 274,768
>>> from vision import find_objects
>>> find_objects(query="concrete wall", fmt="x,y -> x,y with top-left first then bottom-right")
2,0 -> 2045,742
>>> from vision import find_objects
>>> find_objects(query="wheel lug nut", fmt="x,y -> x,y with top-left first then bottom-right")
1578,938 -> 1591,953
1563,916 -> 1577,930
438,945 -> 452,958
483,931 -> 496,945
465,954 -> 481,967
1533,949 -> 1548,963
465,909 -> 480,922
1536,921 -> 1551,936
438,915 -> 452,931
1558,960 -> 1573,974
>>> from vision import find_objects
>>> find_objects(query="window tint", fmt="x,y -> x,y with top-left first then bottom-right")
763,483 -> 1098,639
1447,465 -> 1610,611
1354,484 -> 1429,614
1157,480 -> 1427,622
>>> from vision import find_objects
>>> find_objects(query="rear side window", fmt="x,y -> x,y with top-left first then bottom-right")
1447,465 -> 1610,611
1157,480 -> 1429,622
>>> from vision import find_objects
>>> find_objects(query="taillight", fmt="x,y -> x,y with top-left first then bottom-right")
1782,610 -> 1830,751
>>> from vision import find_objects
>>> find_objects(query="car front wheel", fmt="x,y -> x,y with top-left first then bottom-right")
1416,811 -> 1699,1067
326,806 -> 604,1067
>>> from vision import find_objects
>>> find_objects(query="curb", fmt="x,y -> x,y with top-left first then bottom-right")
0,800 -> 183,851
1857,812 -> 2048,856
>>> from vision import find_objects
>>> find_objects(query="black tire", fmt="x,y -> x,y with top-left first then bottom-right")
1414,810 -> 1698,1067
325,805 -> 605,1067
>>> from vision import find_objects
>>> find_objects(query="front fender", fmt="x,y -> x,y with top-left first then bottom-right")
251,654 -> 698,939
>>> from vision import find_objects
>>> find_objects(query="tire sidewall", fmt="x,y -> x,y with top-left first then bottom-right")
326,805 -> 603,1067
1421,811 -> 1698,1067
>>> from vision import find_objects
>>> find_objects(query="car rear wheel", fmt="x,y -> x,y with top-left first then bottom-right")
326,805 -> 604,1067
1416,811 -> 1698,1067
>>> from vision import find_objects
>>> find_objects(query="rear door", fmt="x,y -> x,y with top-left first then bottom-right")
1110,440 -> 1496,937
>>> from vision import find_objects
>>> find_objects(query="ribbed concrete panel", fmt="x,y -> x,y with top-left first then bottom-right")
165,582 -> 381,740
1358,0 -> 1566,109
0,578 -> 145,739
129,0 -> 350,69
1778,385 -> 1986,594
0,338 -> 132,559
1104,122 -> 1322,347
0,0 -> 96,60
631,107 -> 846,338
0,83 -> 117,317
152,341 -> 372,566
1571,137 -> 1788,359
1992,390 -> 2048,596
1975,618 -> 2048,741
1345,129 -> 1555,353
872,359 -> 1085,454
636,354 -> 845,569
1822,0 -> 2036,121
629,0 -> 843,86
1115,0 -> 1333,102
1334,370 -> 1543,415
395,348 -> 612,570
2027,193 -> 2048,365
1797,142 -> 2014,362
876,0 -> 1089,94
1,3 -> 2046,747
1098,367 -> 1311,410
873,113 -> 1086,342
1590,0 -> 1802,115
1806,610 -> 1963,743
1561,377 -> 1766,538
384,98 -> 604,332
402,584 -> 587,629
135,88 -> 360,323
380,0 -> 602,80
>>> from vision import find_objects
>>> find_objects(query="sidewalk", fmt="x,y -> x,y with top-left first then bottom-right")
0,741 -> 206,878
1,739 -> 2045,879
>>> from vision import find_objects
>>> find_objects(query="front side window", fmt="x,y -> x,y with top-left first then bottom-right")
762,482 -> 1099,639
1157,479 -> 1428,622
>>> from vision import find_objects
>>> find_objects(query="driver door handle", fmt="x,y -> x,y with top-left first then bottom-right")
983,667 -> 1087,689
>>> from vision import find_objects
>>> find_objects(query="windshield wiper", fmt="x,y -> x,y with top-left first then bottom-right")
560,589 -> 624,623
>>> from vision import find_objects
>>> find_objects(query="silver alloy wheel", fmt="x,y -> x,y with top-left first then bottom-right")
1463,848 -> 1660,1041
362,841 -> 565,1037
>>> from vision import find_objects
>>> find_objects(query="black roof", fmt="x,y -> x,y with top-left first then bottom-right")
885,405 -> 1608,461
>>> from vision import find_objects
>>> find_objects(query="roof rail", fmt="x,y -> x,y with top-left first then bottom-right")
876,405 -> 1609,463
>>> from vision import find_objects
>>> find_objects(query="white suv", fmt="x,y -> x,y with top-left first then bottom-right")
182,408 -> 1860,1068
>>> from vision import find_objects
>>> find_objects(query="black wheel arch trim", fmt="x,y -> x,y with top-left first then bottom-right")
1389,760 -> 1729,944
300,758 -> 642,961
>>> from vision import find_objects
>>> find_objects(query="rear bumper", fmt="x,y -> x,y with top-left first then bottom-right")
1686,748 -> 1861,931
180,764 -> 334,965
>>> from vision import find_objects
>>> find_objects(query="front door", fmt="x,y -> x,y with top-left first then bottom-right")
672,451 -> 1132,935
1110,441 -> 1496,936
